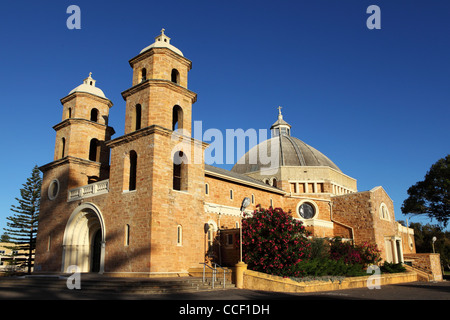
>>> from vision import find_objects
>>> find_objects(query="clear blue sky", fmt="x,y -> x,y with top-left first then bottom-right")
0,0 -> 449,232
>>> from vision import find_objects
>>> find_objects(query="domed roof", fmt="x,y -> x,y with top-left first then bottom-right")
69,73 -> 107,99
140,29 -> 184,57
231,135 -> 341,174
231,108 -> 341,174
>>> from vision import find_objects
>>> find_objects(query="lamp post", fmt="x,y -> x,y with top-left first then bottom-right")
239,197 -> 251,262
235,197 -> 250,289
432,236 -> 437,254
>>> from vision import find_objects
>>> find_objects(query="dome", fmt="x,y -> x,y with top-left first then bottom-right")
140,28 -> 184,57
231,135 -> 341,174
231,108 -> 341,174
69,73 -> 107,99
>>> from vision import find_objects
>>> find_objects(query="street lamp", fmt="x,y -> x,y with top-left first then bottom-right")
239,197 -> 251,262
432,236 -> 437,254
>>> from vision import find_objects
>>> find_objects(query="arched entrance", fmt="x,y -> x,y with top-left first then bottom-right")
62,203 -> 106,273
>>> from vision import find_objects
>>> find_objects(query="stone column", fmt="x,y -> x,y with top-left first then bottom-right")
235,261 -> 247,289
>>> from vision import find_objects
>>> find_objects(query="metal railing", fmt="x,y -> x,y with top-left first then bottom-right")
200,262 -> 228,289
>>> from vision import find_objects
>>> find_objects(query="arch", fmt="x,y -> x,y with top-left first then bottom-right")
173,151 -> 188,191
141,68 -> 147,82
135,104 -> 142,131
123,150 -> 138,192
61,137 -> 66,159
206,220 -> 218,255
172,105 -> 183,131
129,150 -> 137,191
177,225 -> 183,246
62,203 -> 106,273
89,138 -> 99,162
171,69 -> 180,84
380,203 -> 390,221
271,178 -> 277,188
90,108 -> 99,122
124,224 -> 130,246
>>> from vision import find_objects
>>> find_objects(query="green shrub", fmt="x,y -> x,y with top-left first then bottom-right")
380,262 -> 406,274
288,258 -> 367,278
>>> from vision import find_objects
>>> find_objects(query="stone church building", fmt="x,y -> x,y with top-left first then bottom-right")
34,30 -> 415,276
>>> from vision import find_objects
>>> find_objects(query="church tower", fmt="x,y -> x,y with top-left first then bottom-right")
53,73 -> 115,187
105,29 -> 208,274
121,28 -> 197,135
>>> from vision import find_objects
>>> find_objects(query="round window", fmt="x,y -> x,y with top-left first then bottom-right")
48,179 -> 60,201
298,202 -> 315,219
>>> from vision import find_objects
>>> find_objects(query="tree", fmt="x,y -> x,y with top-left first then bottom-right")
401,155 -> 450,227
410,222 -> 450,271
241,205 -> 311,277
3,166 -> 42,273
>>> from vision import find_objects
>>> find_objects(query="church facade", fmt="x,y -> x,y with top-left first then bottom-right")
34,30 -> 415,276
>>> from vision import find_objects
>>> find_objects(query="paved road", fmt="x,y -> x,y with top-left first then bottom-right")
0,280 -> 449,300
1,280 -> 448,319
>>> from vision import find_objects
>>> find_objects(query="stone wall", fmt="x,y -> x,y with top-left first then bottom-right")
404,253 -> 443,281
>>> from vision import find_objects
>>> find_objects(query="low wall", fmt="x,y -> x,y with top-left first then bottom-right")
243,269 -> 418,293
404,253 -> 443,281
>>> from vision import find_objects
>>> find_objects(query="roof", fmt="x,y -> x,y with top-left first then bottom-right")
68,73 -> 107,99
205,164 -> 285,194
231,135 -> 341,174
140,28 -> 184,57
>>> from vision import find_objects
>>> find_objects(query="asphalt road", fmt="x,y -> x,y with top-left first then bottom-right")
0,280 -> 449,300
1,280 -> 448,319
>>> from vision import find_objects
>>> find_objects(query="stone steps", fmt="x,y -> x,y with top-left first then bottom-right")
0,274 -> 236,295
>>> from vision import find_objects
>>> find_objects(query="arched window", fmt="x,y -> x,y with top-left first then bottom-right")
173,151 -> 187,191
89,139 -> 99,162
380,203 -> 390,221
141,68 -> 147,82
124,224 -> 130,246
129,151 -> 137,191
172,105 -> 183,131
171,69 -> 180,84
61,138 -> 66,159
135,104 -> 142,131
272,178 -> 277,188
90,108 -> 99,122
177,225 -> 182,246
68,108 -> 72,119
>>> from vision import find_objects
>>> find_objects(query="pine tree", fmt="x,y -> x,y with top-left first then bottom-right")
3,165 -> 42,273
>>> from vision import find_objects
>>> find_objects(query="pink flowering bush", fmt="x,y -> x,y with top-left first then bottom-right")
241,206 -> 382,278
330,238 -> 381,267
241,206 -> 311,277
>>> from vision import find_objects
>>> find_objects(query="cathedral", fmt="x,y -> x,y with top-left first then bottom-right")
34,30 -> 416,276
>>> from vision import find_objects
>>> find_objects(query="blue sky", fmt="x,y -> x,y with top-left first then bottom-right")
0,0 -> 449,232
